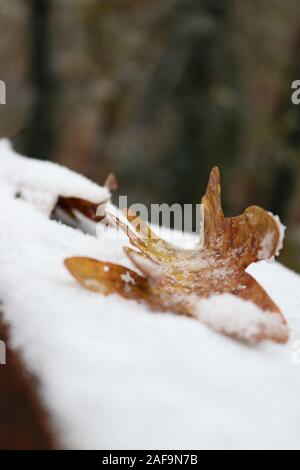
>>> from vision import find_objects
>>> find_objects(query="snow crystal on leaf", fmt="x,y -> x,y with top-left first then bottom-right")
195,294 -> 289,344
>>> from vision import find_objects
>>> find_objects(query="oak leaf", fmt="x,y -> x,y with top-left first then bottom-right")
65,168 -> 289,344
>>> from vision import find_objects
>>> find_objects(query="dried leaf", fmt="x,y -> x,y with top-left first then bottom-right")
51,174 -> 117,229
105,173 -> 118,192
65,168 -> 289,344
54,195 -> 106,223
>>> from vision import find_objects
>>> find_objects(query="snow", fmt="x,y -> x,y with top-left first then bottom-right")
195,294 -> 289,344
273,213 -> 286,257
120,272 -> 136,285
258,232 -> 276,260
257,213 -> 286,260
0,141 -> 300,450
0,139 -> 109,215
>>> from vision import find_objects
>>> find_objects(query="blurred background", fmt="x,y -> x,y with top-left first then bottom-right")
1,0 -> 300,271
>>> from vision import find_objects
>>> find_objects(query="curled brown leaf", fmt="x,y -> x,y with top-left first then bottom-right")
51,174 -> 117,230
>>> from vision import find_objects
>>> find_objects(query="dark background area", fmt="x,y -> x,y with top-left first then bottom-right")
1,0 -> 300,271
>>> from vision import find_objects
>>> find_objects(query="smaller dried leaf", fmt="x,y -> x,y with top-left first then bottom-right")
51,174 -> 117,229
54,196 -> 106,223
105,173 -> 118,192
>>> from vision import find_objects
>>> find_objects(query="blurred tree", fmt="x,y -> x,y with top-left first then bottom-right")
137,0 -> 241,206
82,0 -> 241,211
272,27 -> 300,270
26,0 -> 55,160
0,1 -> 28,141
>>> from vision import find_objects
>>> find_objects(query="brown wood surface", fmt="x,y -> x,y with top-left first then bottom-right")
0,313 -> 56,450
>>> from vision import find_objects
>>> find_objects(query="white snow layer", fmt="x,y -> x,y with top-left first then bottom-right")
0,139 -> 109,214
195,294 -> 289,344
0,141 -> 300,450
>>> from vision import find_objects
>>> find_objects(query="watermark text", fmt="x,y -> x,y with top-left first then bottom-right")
291,80 -> 300,105
291,340 -> 300,366
0,80 -> 6,105
0,340 -> 6,365
96,197 -> 204,244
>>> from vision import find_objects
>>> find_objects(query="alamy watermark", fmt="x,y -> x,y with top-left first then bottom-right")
291,340 -> 300,366
0,80 -> 6,105
96,197 -> 205,245
291,80 -> 300,105
0,340 -> 6,365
